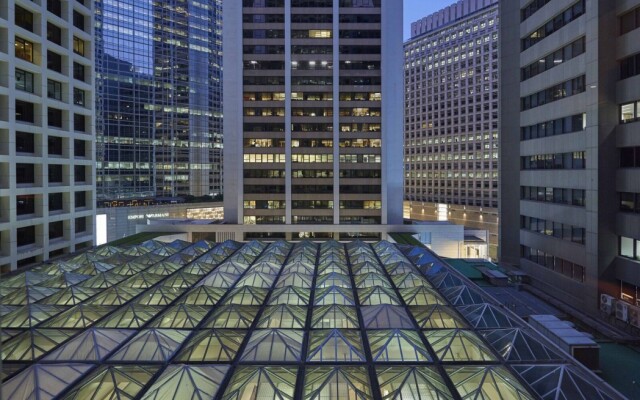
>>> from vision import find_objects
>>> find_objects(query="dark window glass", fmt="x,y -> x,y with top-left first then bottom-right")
16,163 -> 35,184
75,217 -> 87,233
620,192 -> 636,212
74,139 -> 86,157
48,108 -> 63,128
74,165 -> 86,183
16,100 -> 35,123
48,136 -> 63,155
15,6 -> 33,31
49,193 -> 63,211
16,131 -> 35,153
47,79 -> 62,100
49,221 -> 64,239
48,164 -> 63,183
621,147 -> 636,167
47,51 -> 62,73
73,10 -> 85,31
75,191 -> 86,208
47,22 -> 62,45
17,226 -> 36,247
16,195 -> 35,215
73,88 -> 85,106
47,0 -> 62,16
15,68 -> 34,93
73,62 -> 85,81
74,114 -> 87,132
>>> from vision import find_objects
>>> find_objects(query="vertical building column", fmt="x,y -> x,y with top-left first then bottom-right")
285,0 -> 292,225
332,0 -> 340,224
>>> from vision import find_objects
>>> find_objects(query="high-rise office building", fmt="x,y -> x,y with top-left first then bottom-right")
95,0 -> 223,203
223,0 -> 403,240
404,0 -> 500,259
0,0 -> 96,272
501,0 -> 640,312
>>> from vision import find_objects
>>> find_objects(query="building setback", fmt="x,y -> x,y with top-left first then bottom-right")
223,0 -> 403,240
95,0 -> 223,203
501,0 -> 640,312
0,0 -> 96,272
404,0 -> 500,259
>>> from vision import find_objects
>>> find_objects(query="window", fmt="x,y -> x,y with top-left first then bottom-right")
16,100 -> 35,123
620,192 -> 637,212
16,163 -> 35,184
621,7 -> 640,35
16,131 -> 35,153
521,0 -> 586,51
47,22 -> 62,45
49,221 -> 64,240
75,217 -> 87,233
48,108 -> 63,128
73,10 -> 85,31
47,0 -> 62,17
17,225 -> 36,247
49,193 -> 64,211
521,38 -> 585,81
75,191 -> 86,208
15,37 -> 34,62
620,236 -> 639,260
48,136 -> 63,155
48,79 -> 63,100
74,165 -> 86,183
73,37 -> 85,56
620,147 -> 640,168
15,68 -> 34,93
521,76 -> 585,111
47,51 -> 62,73
73,88 -> 85,106
49,164 -> 63,183
16,195 -> 36,216
521,113 -> 585,140
74,139 -> 86,157
73,62 -> 85,81
74,114 -> 86,132
15,6 -> 34,31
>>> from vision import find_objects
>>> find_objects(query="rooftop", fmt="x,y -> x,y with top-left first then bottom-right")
0,238 -> 624,399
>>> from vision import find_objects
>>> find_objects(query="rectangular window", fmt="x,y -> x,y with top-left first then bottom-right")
16,163 -> 35,184
15,68 -> 34,93
47,22 -> 62,45
74,139 -> 86,157
74,165 -> 86,183
49,221 -> 64,240
15,5 -> 34,31
620,192 -> 636,212
73,37 -> 85,56
17,226 -> 36,247
74,191 -> 86,208
73,10 -> 85,31
621,236 -> 635,258
48,108 -> 63,128
49,193 -> 63,211
48,164 -> 63,183
74,114 -> 86,132
16,195 -> 36,216
47,0 -> 62,17
48,136 -> 63,155
16,131 -> 35,153
621,103 -> 636,123
47,79 -> 62,100
73,88 -> 85,106
15,37 -> 34,62
73,62 -> 85,81
75,217 -> 87,233
47,51 -> 62,73
16,100 -> 35,123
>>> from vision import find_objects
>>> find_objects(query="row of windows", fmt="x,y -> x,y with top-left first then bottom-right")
521,113 -> 585,141
243,92 -> 380,102
620,6 -> 640,35
16,217 -> 89,247
521,215 -> 585,245
15,100 -> 88,132
521,186 -> 585,207
16,131 -> 88,158
16,163 -> 89,185
620,52 -> 640,80
242,14 -> 381,24
520,75 -> 585,111
521,37 -> 585,81
521,0 -> 552,22
620,192 -> 640,213
521,151 -> 585,170
521,0 -> 585,51
16,191 -> 87,216
242,0 -> 381,7
620,236 -> 640,261
521,245 -> 585,282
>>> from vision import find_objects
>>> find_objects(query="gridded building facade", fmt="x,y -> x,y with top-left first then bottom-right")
223,0 -> 404,230
0,238 -> 623,399
0,0 -> 96,272
404,0 -> 499,259
95,0 -> 223,202
501,0 -> 640,312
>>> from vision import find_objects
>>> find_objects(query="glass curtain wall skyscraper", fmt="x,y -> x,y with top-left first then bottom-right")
95,0 -> 223,204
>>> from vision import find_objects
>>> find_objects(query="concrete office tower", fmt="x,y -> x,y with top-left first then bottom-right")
404,0 -> 500,259
223,0 -> 403,239
501,0 -> 640,312
0,0 -> 96,272
95,0 -> 223,203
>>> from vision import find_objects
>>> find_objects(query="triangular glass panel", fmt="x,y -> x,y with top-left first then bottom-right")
424,329 -> 497,362
203,305 -> 259,329
182,261 -> 216,275
223,286 -> 268,305
314,286 -> 355,306
268,286 -> 311,305
275,272 -> 313,288
146,261 -> 182,275
480,329 -> 562,362
161,271 -> 201,288
307,329 -> 365,362
446,366 -> 534,400
368,329 -> 431,362
110,261 -> 148,276
358,286 -> 401,306
376,366 -> 454,400
439,286 -> 485,306
392,272 -> 431,289
174,329 -> 247,362
304,366 -> 372,400
109,328 -> 189,362
1,328 -> 76,361
198,270 -> 241,288
62,365 -> 158,400
316,272 -> 352,288
361,305 -> 415,329
135,286 -> 185,306
1,286 -> 60,305
400,286 -> 447,306
257,305 -> 307,329
44,328 -> 135,361
312,305 -> 359,329
150,304 -> 210,329
179,286 -> 226,305
120,272 -> 165,289
42,304 -> 115,328
409,305 -> 469,329
40,272 -> 91,288
457,304 -> 521,329
86,286 -> 142,306
1,271 -> 52,288
221,366 -> 297,400
240,329 -> 303,362
236,271 -> 277,289
1,363 -> 92,400
79,271 -> 126,289
513,364 -> 615,400
355,272 -> 392,288
0,304 -> 68,328
140,365 -> 229,400
96,304 -> 163,328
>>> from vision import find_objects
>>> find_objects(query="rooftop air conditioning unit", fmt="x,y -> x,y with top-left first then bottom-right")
615,301 -> 629,322
629,305 -> 640,329
600,294 -> 615,315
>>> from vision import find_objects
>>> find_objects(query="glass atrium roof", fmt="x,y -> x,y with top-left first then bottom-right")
0,239 -> 623,399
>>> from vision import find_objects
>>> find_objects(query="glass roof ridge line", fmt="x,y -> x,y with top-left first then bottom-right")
344,242 -> 385,400
370,241 -> 465,400
292,241 -> 320,400
213,242 -> 297,400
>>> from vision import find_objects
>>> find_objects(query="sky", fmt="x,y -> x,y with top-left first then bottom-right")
404,0 -> 458,39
